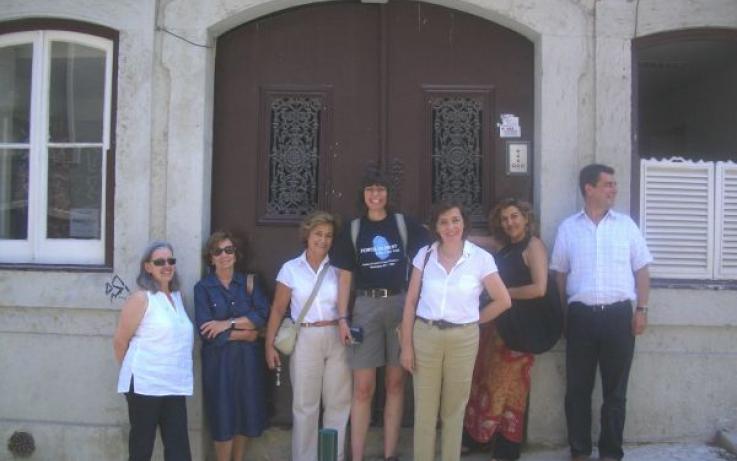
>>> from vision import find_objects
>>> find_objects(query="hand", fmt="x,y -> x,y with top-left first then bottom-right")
200,319 -> 230,339
632,310 -> 648,335
265,345 -> 281,370
338,319 -> 352,346
242,329 -> 259,342
400,346 -> 414,375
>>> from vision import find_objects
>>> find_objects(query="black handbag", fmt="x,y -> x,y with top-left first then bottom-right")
494,272 -> 563,354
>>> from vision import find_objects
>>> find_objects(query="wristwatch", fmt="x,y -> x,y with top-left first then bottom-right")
229,318 -> 237,329
636,306 -> 648,314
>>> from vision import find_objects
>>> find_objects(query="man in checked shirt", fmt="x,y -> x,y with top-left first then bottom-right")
551,163 -> 652,461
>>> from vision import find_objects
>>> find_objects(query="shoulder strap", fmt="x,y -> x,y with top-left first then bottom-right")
350,218 -> 361,254
294,263 -> 330,325
394,213 -> 408,254
245,273 -> 254,296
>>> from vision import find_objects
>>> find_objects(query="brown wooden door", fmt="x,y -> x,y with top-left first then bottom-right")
212,1 -> 533,423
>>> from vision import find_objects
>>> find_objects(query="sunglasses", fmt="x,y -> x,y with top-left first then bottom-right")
211,245 -> 236,256
151,258 -> 177,267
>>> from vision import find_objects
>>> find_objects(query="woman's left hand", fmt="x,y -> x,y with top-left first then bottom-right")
200,319 -> 230,339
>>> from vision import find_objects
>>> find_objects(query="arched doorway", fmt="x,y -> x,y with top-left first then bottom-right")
211,0 -> 534,423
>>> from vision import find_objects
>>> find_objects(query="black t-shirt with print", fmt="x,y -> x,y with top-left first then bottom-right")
330,214 -> 430,291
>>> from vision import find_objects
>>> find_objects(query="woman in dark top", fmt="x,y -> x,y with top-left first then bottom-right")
330,168 -> 430,461
194,231 -> 269,461
464,198 -> 548,461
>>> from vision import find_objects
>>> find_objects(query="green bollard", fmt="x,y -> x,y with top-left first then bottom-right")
318,428 -> 338,461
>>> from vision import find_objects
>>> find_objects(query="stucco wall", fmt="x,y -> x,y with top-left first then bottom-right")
1,0 -> 736,459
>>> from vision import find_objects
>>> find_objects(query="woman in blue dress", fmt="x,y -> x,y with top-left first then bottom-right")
194,231 -> 269,461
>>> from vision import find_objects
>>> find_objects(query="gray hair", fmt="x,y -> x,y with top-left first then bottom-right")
135,240 -> 180,293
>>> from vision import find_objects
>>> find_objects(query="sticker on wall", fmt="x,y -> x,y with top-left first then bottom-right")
498,113 -> 521,138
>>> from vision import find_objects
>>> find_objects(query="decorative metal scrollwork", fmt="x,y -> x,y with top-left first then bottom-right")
431,97 -> 483,216
266,97 -> 322,217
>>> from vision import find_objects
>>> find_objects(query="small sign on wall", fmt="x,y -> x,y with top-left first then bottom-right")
506,141 -> 529,175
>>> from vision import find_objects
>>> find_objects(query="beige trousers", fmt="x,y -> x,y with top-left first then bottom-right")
289,326 -> 352,461
412,320 -> 480,461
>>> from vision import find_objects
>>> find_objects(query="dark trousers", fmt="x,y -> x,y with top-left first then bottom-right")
125,380 -> 192,461
565,301 -> 635,461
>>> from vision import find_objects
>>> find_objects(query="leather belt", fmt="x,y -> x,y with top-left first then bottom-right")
416,316 -> 477,329
356,288 -> 402,298
300,320 -> 339,327
574,301 -> 630,312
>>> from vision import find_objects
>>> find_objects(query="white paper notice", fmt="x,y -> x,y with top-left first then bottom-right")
498,113 -> 521,138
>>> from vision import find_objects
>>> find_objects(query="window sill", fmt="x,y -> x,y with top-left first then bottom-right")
652,278 -> 737,290
0,263 -> 112,273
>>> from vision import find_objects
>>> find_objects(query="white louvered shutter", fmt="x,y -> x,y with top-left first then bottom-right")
716,161 -> 737,279
640,158 -> 714,279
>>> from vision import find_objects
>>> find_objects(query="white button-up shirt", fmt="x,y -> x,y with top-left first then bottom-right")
414,240 -> 498,324
550,209 -> 652,305
276,252 -> 340,323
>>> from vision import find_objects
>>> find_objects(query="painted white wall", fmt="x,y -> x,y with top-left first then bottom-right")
1,0 -> 736,459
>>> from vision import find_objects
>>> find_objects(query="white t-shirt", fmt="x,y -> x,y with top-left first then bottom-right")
117,290 -> 194,396
276,252 -> 340,323
550,209 -> 653,305
414,240 -> 498,324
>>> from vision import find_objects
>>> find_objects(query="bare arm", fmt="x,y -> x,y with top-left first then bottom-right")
399,266 -> 423,374
112,291 -> 148,364
264,282 -> 292,370
507,237 -> 548,300
336,268 -> 353,345
479,273 -> 512,323
632,265 -> 650,335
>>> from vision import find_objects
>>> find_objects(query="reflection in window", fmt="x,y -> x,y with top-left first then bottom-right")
47,148 -> 102,239
0,149 -> 29,239
0,43 -> 32,143
49,42 -> 105,143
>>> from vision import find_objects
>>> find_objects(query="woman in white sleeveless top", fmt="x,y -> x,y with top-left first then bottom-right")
113,241 -> 194,461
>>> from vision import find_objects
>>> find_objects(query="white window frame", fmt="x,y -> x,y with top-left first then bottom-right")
640,157 -> 737,280
0,30 -> 113,265
715,161 -> 737,279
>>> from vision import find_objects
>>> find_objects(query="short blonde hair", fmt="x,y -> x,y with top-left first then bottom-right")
299,211 -> 339,246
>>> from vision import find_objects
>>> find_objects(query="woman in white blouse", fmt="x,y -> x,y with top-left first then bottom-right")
400,202 -> 511,461
264,211 -> 351,461
113,241 -> 194,461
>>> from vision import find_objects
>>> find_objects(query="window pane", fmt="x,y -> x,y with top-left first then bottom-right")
47,147 -> 102,239
0,148 -> 29,239
0,44 -> 33,143
49,42 -> 105,143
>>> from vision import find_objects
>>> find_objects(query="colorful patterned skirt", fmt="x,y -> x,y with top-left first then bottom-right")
463,321 -> 534,444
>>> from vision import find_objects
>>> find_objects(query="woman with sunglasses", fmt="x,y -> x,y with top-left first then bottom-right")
194,231 -> 270,461
114,241 -> 194,461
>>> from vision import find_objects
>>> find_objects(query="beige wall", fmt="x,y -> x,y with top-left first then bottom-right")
1,0 -> 736,459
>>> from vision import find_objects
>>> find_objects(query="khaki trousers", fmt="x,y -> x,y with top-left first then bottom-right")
290,326 -> 352,461
412,320 -> 479,461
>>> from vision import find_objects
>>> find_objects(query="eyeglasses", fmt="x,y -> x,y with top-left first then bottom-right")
211,245 -> 236,256
151,258 -> 177,267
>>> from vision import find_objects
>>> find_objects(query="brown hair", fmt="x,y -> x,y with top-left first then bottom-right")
202,230 -> 242,269
429,200 -> 470,241
488,198 -> 538,246
299,211 -> 339,247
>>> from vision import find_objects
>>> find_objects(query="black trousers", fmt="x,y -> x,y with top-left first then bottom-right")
125,379 -> 192,461
565,301 -> 635,461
